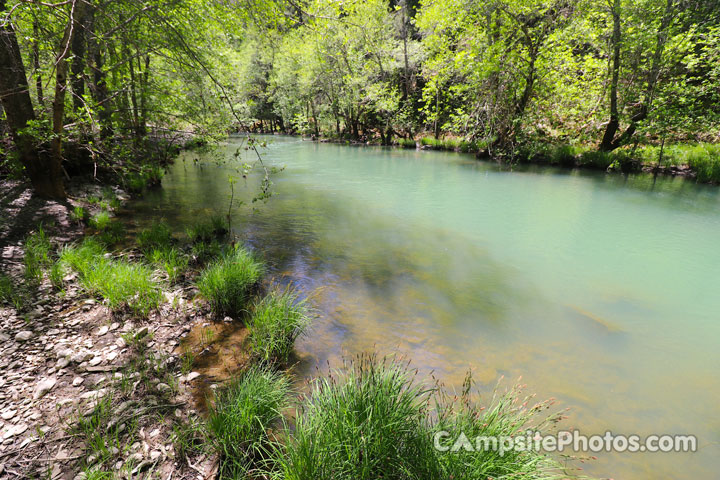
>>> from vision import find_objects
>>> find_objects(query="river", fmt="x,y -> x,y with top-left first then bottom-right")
130,135 -> 720,479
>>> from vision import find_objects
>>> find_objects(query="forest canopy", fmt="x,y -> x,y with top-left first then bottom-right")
1,0 -> 719,197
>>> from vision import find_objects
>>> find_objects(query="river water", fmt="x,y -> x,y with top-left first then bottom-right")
130,135 -> 720,479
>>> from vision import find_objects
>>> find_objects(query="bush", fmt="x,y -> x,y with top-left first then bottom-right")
60,239 -> 161,315
248,288 -> 311,365
686,143 -> 720,182
197,246 -> 264,318
397,138 -> 417,149
208,366 -> 290,477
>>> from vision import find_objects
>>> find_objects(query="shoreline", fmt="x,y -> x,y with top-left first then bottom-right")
243,131 -> 713,183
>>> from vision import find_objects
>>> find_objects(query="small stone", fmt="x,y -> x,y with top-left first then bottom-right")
72,377 -> 84,387
96,326 -> 109,336
150,450 -> 162,461
115,337 -> 127,348
186,371 -> 201,381
156,383 -> 171,393
34,377 -> 57,400
15,331 -> 33,342
109,322 -> 120,331
106,351 -> 118,362
88,356 -> 102,366
56,357 -> 70,369
1,409 -> 16,420
136,326 -> 149,338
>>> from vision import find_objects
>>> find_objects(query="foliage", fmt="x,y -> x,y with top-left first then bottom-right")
148,247 -> 189,283
138,221 -> 173,252
89,211 -> 112,231
196,246 -> 264,318
248,288 -> 311,365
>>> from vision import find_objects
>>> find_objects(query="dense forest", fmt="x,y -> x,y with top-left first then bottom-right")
2,0 -> 720,196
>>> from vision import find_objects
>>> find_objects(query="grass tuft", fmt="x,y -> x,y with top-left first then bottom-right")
89,211 -> 112,231
23,225 -> 52,285
148,247 -> 189,283
208,366 -> 290,477
186,215 -> 228,243
248,288 -> 311,365
138,221 -> 173,252
275,356 -> 567,480
60,239 -> 161,315
196,246 -> 264,318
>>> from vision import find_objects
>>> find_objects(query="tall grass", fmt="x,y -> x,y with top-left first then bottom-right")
274,356 -> 568,480
197,246 -> 264,318
248,288 -> 311,365
89,211 -> 112,230
23,225 -> 52,284
148,247 -> 188,283
208,366 -> 290,478
186,215 -> 228,243
60,239 -> 161,315
276,355 -> 439,480
0,272 -> 23,310
138,221 -> 173,252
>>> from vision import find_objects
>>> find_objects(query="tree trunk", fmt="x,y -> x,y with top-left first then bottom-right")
51,0 -> 79,181
33,19 -> 43,106
0,0 -> 65,198
70,0 -> 90,111
599,0 -> 621,151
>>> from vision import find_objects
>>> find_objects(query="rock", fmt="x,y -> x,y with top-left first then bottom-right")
3,423 -> 28,439
0,333 -> 10,342
186,371 -> 201,381
106,351 -> 118,362
72,377 -> 84,387
1,409 -> 16,420
88,356 -> 103,366
34,377 -> 57,400
109,322 -> 120,331
115,337 -> 127,348
150,450 -> 162,461
156,383 -> 172,393
15,331 -> 33,342
47,329 -> 61,336
96,326 -> 109,336
136,326 -> 149,338
56,357 -> 70,369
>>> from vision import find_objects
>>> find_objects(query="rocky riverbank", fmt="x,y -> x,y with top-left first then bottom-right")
0,180 -> 220,480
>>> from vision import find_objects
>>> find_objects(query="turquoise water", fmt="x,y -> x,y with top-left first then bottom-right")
132,136 -> 720,479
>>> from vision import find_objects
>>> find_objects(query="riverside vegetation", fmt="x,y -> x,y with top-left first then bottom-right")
2,0 -> 720,199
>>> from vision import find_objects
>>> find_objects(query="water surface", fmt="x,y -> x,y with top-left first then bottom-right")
131,136 -> 720,479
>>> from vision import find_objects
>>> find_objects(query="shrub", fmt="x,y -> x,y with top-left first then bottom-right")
197,246 -> 264,318
397,138 -> 417,149
60,239 -> 161,315
686,144 -> 720,183
248,288 -> 311,365
208,366 -> 290,477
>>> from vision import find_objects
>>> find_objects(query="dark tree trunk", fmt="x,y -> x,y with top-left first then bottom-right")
70,0 -> 91,111
600,0 -> 622,151
32,19 -> 43,106
0,0 -> 65,198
